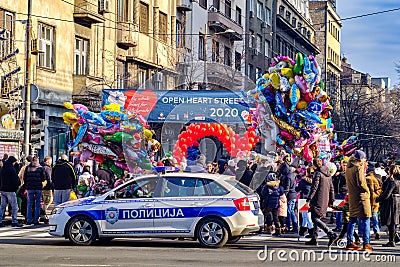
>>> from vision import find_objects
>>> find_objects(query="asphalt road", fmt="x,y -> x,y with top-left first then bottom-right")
0,226 -> 399,267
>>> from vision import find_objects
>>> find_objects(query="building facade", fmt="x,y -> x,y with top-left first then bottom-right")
309,0 -> 341,109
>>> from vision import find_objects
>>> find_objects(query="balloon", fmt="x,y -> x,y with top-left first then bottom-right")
62,112 -> 78,125
281,68 -> 294,78
97,125 -> 121,135
297,110 -> 323,124
280,77 -> 291,92
100,110 -> 128,123
308,101 -> 322,114
289,84 -> 300,112
121,121 -> 143,132
87,132 -> 104,145
69,123 -> 88,150
303,145 -> 313,162
303,56 -> 316,90
272,115 -> 301,139
295,75 -> 308,93
104,132 -> 133,143
270,72 -> 280,88
275,92 -> 287,117
280,130 -> 294,140
77,109 -> 107,126
115,161 -> 128,171
81,142 -> 117,157
296,100 -> 308,110
293,53 -> 304,76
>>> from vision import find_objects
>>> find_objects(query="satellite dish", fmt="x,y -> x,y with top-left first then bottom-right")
21,84 -> 40,103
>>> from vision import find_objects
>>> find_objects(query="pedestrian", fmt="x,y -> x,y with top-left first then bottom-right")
345,150 -> 373,252
96,165 -> 115,189
376,164 -> 400,247
261,173 -> 284,236
305,158 -> 337,247
236,160 -> 253,186
52,155 -> 76,206
331,159 -> 348,232
296,166 -> 314,237
366,164 -> 382,240
223,160 -> 236,176
41,156 -> 53,223
24,156 -> 47,225
332,195 -> 361,245
73,158 -> 85,179
18,155 -> 33,185
279,155 -> 298,232
0,156 -> 22,227
278,190 -> 287,233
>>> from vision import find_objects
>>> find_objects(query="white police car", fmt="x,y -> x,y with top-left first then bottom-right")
49,173 -> 263,248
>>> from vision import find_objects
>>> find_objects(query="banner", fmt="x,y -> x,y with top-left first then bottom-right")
102,89 -> 250,124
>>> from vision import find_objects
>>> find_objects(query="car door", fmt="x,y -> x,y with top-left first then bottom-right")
100,176 -> 160,235
153,177 -> 209,235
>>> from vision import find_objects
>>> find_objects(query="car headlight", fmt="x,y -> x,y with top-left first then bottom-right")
51,207 -> 64,215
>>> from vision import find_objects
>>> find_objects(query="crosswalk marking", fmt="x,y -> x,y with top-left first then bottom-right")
0,226 -> 50,238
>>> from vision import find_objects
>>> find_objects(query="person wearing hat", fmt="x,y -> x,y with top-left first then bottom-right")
366,164 -> 382,240
0,156 -> 22,227
345,150 -> 372,252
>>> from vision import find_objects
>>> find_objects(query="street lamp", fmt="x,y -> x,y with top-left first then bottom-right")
203,28 -> 236,90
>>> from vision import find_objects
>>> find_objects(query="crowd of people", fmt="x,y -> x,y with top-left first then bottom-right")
0,154 -> 115,227
0,149 -> 399,253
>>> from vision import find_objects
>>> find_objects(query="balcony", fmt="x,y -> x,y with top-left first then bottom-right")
208,11 -> 243,41
72,75 -> 103,96
177,0 -> 192,11
73,0 -> 105,26
117,22 -> 138,48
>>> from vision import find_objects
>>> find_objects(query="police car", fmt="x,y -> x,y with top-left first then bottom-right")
49,173 -> 263,248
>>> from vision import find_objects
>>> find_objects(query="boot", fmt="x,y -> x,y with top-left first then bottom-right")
264,226 -> 272,234
299,226 -> 307,236
305,237 -> 318,246
273,227 -> 282,237
305,228 -> 314,238
328,232 -> 338,247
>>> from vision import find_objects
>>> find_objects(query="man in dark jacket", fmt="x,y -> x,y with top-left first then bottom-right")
0,156 -> 22,227
24,156 -> 46,225
305,158 -> 337,246
279,155 -> 298,232
41,156 -> 53,222
332,159 -> 348,231
52,155 -> 76,206
236,160 -> 254,186
96,166 -> 115,188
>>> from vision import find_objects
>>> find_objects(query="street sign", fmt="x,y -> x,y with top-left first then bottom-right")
21,84 -> 39,103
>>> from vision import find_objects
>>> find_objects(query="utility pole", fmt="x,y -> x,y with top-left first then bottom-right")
23,0 -> 32,157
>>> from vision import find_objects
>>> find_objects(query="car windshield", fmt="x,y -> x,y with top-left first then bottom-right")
224,179 -> 255,195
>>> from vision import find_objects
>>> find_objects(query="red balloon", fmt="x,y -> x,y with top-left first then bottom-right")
195,124 -> 201,131
248,137 -> 254,144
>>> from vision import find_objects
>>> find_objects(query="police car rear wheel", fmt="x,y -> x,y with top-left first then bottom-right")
67,216 -> 97,246
196,218 -> 228,248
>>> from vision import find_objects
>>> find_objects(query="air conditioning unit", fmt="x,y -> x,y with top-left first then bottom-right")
99,0 -> 111,13
261,21 -> 267,28
31,39 -> 43,55
249,11 -> 254,18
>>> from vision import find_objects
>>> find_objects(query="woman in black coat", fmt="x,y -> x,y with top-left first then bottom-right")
376,165 -> 400,247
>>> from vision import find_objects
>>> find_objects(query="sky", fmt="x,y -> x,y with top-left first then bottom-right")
336,0 -> 400,87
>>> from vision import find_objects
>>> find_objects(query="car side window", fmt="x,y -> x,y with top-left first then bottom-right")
204,179 -> 230,196
114,178 -> 158,199
162,178 -> 208,197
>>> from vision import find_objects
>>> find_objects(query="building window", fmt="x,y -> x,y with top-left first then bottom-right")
198,33 -> 205,61
159,12 -> 167,42
257,1 -> 263,19
212,0 -> 220,11
224,46 -> 231,66
297,22 -> 302,31
292,17 -> 297,27
0,10 -> 14,59
247,64 -> 253,79
256,35 -> 262,53
225,0 -> 231,18
265,8 -> 271,25
264,40 -> 270,57
176,19 -> 185,48
279,5 -> 285,16
249,0 -> 255,13
256,67 -> 262,79
235,51 -> 241,71
212,39 -> 219,62
286,11 -> 291,21
38,23 -> 55,70
236,7 -> 242,25
117,0 -> 128,21
74,38 -> 88,75
139,2 -> 149,34
138,68 -> 147,87
199,0 -> 207,9
249,30 -> 254,48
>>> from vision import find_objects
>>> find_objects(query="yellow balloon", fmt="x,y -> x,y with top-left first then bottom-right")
296,100 -> 308,110
270,73 -> 280,89
281,68 -> 294,78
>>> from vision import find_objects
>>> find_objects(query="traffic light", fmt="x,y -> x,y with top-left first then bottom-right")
31,117 -> 45,147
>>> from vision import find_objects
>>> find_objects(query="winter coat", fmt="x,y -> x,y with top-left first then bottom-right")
345,157 -> 371,218
260,180 -> 284,209
279,162 -> 297,200
307,165 -> 334,218
41,162 -> 53,190
238,168 -> 254,187
96,169 -> 114,188
332,172 -> 348,195
366,171 -> 382,213
0,160 -> 20,192
24,161 -> 46,190
52,159 -> 76,190
295,176 -> 312,199
278,193 -> 287,217
376,176 -> 400,226
333,202 -> 350,224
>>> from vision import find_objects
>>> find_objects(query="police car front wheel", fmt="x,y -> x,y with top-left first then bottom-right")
196,218 -> 228,248
67,216 -> 97,246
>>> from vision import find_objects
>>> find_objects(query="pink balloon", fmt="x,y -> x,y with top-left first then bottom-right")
280,130 -> 294,140
303,145 -> 313,162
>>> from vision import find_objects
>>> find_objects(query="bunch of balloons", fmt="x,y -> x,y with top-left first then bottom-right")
62,102 -> 156,177
246,53 -> 337,162
332,136 -> 358,161
173,123 -> 260,164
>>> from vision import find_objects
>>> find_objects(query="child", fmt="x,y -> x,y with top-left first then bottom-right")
261,173 -> 284,236
332,195 -> 361,245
